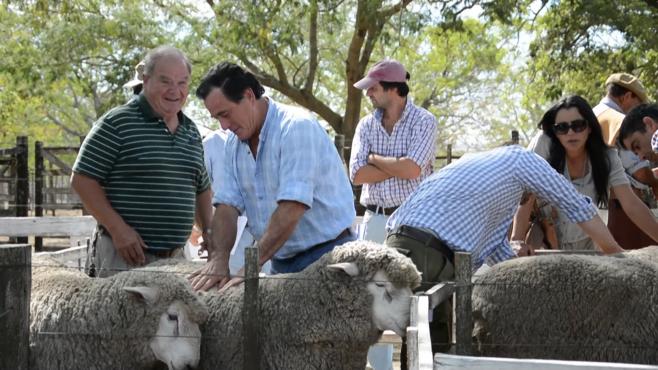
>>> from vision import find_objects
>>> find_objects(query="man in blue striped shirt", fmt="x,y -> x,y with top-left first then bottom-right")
386,145 -> 623,356
189,62 -> 356,291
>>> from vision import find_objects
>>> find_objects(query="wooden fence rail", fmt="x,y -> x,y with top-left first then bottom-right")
433,353 -> 658,370
0,216 -> 96,251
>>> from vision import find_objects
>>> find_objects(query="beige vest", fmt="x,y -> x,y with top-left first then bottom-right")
596,107 -> 625,146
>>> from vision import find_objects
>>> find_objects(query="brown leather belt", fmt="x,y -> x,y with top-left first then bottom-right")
365,204 -> 399,215
389,225 -> 454,264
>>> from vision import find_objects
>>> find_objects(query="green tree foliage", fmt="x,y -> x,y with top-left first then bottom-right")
160,0 -> 424,138
0,1 -> 166,147
527,0 -> 658,106
8,0 -> 654,154
392,19 -> 516,150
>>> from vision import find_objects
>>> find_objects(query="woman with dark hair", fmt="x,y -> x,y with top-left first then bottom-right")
512,95 -> 658,250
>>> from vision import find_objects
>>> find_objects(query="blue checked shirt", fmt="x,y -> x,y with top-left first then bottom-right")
349,98 -> 437,207
386,146 -> 597,270
214,99 -> 356,259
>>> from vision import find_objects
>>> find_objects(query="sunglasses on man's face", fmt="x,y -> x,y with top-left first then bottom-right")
553,119 -> 588,135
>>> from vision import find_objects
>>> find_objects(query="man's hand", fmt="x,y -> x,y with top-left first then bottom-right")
111,224 -> 147,266
219,267 -> 245,292
188,257 -> 230,292
511,240 -> 534,257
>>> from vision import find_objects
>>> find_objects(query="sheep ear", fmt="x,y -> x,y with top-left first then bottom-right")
327,262 -> 359,277
123,286 -> 159,305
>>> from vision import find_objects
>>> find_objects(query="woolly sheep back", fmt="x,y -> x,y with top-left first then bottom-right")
29,254 -> 208,370
472,251 -> 658,364
145,240 -> 420,369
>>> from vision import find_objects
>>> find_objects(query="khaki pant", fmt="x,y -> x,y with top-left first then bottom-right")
385,232 -> 455,369
86,228 -> 182,277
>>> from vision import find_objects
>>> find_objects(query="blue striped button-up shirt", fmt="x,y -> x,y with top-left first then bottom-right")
214,99 -> 356,259
386,146 -> 597,270
349,97 -> 437,207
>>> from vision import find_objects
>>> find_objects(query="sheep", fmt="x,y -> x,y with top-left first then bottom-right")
145,240 -> 421,369
29,254 -> 209,370
472,247 -> 658,364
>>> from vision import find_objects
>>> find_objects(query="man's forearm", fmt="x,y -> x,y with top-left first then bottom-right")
210,204 -> 240,260
368,154 -> 421,179
70,172 -> 126,234
632,167 -> 658,198
195,189 -> 214,230
578,216 -> 623,254
257,201 -> 307,267
511,194 -> 535,241
352,164 -> 392,185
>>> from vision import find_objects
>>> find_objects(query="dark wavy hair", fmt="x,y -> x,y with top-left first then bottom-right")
195,62 -> 265,102
538,95 -> 610,206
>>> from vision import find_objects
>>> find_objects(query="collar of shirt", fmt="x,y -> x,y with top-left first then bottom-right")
599,96 -> 623,114
248,97 -> 273,149
373,96 -> 414,125
136,93 -> 190,126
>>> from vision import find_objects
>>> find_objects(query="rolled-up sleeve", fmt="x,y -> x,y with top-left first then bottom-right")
213,137 -> 245,213
516,151 -> 597,224
349,118 -> 370,182
405,112 -> 437,168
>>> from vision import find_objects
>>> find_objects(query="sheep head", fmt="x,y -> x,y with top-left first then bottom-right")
120,273 -> 208,370
324,241 -> 421,337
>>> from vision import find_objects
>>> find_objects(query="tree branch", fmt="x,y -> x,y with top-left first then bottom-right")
46,114 -> 83,137
240,58 -> 343,130
304,0 -> 319,93
380,0 -> 413,18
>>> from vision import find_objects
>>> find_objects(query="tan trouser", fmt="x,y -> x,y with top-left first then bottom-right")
85,228 -> 182,277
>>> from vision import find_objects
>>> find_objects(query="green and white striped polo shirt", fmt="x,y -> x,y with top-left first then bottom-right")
73,94 -> 210,250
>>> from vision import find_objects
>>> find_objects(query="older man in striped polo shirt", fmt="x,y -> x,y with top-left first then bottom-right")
349,60 -> 437,370
72,46 -> 213,277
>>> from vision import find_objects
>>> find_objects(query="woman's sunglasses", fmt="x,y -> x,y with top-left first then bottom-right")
553,119 -> 588,135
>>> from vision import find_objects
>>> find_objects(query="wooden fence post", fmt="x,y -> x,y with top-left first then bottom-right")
0,244 -> 31,370
455,252 -> 473,355
243,245 -> 260,370
15,136 -> 29,244
34,141 -> 44,251
334,134 -> 345,163
446,144 -> 453,165
407,296 -> 419,370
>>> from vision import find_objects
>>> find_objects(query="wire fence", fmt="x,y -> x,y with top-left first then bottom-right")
15,254 -> 658,355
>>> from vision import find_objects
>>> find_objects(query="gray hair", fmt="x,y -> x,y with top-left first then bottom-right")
143,45 -> 192,76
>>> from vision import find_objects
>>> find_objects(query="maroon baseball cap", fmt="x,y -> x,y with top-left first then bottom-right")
354,59 -> 408,90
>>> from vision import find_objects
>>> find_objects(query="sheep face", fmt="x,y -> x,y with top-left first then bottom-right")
366,270 -> 413,337
149,300 -> 203,370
